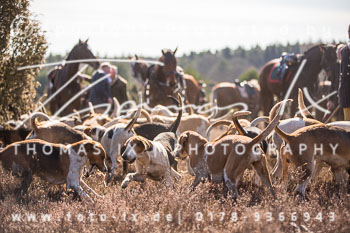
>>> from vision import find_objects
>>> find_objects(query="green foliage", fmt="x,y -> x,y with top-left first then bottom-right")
184,65 -> 206,81
238,68 -> 259,82
0,0 -> 47,123
179,41 -> 307,84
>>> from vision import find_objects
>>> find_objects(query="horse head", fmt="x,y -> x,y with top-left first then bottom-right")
159,48 -> 178,87
320,44 -> 345,83
68,39 -> 100,69
320,44 -> 337,72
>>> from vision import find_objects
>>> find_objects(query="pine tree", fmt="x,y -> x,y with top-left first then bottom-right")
0,0 -> 47,123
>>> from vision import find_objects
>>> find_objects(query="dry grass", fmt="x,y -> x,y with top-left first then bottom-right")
0,161 -> 349,233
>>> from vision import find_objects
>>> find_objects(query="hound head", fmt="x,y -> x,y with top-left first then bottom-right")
77,141 -> 108,174
174,131 -> 191,160
121,136 -> 152,163
88,126 -> 105,142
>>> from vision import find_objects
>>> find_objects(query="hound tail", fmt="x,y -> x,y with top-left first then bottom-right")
30,112 -> 50,132
232,111 -> 251,136
169,94 -> 183,134
298,88 -> 314,119
249,99 -> 292,147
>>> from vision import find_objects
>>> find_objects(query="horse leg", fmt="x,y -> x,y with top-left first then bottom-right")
261,90 -> 273,116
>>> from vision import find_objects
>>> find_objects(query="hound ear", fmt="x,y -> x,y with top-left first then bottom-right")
173,47 -> 178,54
135,54 -> 139,60
98,129 -> 105,140
84,127 -> 93,137
180,132 -> 189,144
162,49 -> 165,56
145,142 -> 153,151
85,38 -> 89,44
137,138 -> 152,152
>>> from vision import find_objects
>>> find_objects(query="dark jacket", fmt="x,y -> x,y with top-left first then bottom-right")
339,45 -> 350,108
110,75 -> 129,104
88,70 -> 111,105
329,62 -> 340,104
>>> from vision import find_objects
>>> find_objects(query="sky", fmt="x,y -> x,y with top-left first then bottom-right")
30,0 -> 350,57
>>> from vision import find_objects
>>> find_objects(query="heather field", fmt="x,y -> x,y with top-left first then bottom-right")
0,162 -> 349,233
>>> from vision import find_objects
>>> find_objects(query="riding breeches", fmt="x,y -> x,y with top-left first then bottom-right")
343,107 -> 350,121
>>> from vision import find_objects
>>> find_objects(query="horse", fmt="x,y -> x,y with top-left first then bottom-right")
48,39 -> 99,116
211,79 -> 261,118
316,43 -> 346,121
259,44 -> 327,115
130,53 -> 205,107
130,54 -> 149,85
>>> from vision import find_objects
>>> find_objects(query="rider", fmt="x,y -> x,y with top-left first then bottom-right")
326,45 -> 344,112
110,65 -> 129,113
176,66 -> 187,90
338,24 -> 350,121
88,62 -> 112,113
278,52 -> 298,82
110,65 -> 129,105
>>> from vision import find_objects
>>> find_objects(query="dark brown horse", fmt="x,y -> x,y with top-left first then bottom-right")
130,53 -> 205,107
316,43 -> 346,121
48,39 -> 99,116
146,49 -> 178,107
259,44 -> 327,115
130,55 -> 149,85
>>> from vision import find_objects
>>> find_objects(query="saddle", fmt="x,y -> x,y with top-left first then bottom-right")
268,54 -> 303,85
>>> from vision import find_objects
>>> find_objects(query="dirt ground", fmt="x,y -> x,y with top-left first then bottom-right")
0,160 -> 349,233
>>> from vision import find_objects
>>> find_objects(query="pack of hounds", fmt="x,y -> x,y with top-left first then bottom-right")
1,90 -> 350,202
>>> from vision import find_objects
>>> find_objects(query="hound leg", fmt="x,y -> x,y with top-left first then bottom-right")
170,167 -> 182,182
222,180 -> 228,198
121,173 -> 146,189
164,171 -> 174,188
312,161 -> 323,182
294,160 -> 314,200
105,149 -> 118,184
189,175 -> 203,192
70,185 -> 92,202
332,167 -> 348,194
252,170 -> 261,186
171,160 -> 178,172
223,168 -> 239,200
252,158 -> 276,199
280,146 -> 290,191
271,150 -> 282,180
187,158 -> 195,176
122,161 -> 128,176
15,171 -> 33,196
80,179 -> 103,198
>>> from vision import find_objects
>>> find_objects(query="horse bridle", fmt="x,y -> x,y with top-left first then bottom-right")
164,70 -> 177,78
